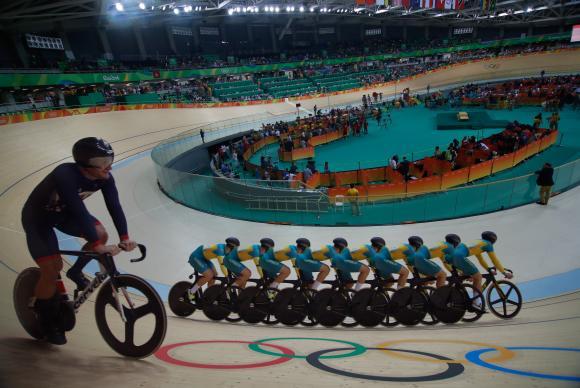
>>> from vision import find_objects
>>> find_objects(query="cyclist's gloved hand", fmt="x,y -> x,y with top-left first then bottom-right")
119,239 -> 137,252
95,244 -> 122,256
503,270 -> 514,279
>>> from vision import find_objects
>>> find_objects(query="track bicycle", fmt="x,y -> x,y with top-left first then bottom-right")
480,267 -> 522,319
13,244 -> 167,358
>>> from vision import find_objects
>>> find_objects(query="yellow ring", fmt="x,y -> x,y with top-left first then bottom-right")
377,339 -> 516,365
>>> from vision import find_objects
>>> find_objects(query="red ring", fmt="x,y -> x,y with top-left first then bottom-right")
155,340 -> 295,369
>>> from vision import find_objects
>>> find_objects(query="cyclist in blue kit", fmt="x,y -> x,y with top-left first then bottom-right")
443,233 -> 484,293
255,238 -> 291,290
313,237 -> 370,291
279,238 -> 330,290
351,237 -> 409,289
186,240 -> 229,300
390,236 -> 447,288
21,137 -> 137,345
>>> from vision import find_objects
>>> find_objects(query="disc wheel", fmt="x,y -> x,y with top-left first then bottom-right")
390,287 -> 427,326
430,286 -> 466,324
351,289 -> 388,327
419,286 -> 440,325
461,284 -> 485,322
168,281 -> 197,317
202,285 -> 232,321
95,274 -> 167,359
273,288 -> 304,326
486,280 -> 522,319
313,289 -> 347,327
382,288 -> 399,327
238,287 -> 269,324
13,268 -> 44,340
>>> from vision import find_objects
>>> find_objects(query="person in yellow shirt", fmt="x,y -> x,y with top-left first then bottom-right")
346,184 -> 360,216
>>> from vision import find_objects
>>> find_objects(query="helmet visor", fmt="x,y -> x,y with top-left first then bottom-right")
87,156 -> 114,169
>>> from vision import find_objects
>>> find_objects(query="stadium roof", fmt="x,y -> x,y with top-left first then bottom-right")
0,0 -> 578,28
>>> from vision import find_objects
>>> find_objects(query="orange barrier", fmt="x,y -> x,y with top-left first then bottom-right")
468,160 -> 493,182
407,176 -> 443,194
279,146 -> 314,161
441,168 -> 470,189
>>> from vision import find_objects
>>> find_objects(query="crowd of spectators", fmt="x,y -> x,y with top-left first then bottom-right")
2,40 -> 577,114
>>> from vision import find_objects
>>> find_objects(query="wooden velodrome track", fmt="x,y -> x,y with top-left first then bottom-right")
1,50 -> 580,388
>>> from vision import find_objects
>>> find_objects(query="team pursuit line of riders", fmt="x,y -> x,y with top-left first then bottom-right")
169,231 -> 522,328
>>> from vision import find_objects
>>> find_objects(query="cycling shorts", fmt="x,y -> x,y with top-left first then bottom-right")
22,208 -> 100,264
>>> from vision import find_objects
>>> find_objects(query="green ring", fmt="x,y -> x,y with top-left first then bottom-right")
248,337 -> 367,359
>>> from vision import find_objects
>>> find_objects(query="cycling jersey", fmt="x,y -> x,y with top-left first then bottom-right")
22,163 -> 128,261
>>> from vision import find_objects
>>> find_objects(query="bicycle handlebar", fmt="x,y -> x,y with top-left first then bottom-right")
59,243 -> 147,262
130,244 -> 147,263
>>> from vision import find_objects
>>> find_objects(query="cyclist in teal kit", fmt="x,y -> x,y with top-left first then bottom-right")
282,238 -> 330,290
402,236 -> 447,288
255,238 -> 290,290
352,237 -> 410,289
312,238 -> 370,291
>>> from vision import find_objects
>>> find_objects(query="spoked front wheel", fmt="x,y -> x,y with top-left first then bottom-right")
95,274 -> 167,359
486,280 -> 522,319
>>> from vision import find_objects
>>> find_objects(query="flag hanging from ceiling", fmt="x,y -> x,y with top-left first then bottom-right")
482,0 -> 496,11
411,0 -> 421,8
402,0 -> 411,8
435,0 -> 445,9
376,0 -> 386,5
444,0 -> 455,9
455,0 -> 464,9
392,0 -> 402,6
421,0 -> 435,8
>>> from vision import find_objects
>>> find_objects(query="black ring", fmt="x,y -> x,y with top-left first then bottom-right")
306,347 -> 465,382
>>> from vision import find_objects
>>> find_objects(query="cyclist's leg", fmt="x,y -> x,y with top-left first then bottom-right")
58,216 -> 107,289
235,268 -> 251,289
22,212 -> 67,344
315,263 -> 330,287
261,259 -> 288,288
416,258 -> 446,288
455,257 -> 483,292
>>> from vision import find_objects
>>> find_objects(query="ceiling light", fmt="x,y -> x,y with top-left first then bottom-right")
115,2 -> 124,11
275,6 -> 280,12
514,9 -> 524,14
310,6 -> 315,11
138,2 -> 145,10
173,7 -> 179,14
526,6 -> 533,12
228,8 -> 234,14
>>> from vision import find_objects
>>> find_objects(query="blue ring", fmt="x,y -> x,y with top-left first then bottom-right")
465,346 -> 580,382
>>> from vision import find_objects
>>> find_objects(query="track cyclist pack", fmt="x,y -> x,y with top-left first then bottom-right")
169,234 -> 522,328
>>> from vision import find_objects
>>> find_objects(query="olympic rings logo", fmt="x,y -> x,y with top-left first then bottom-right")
155,337 -> 580,382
